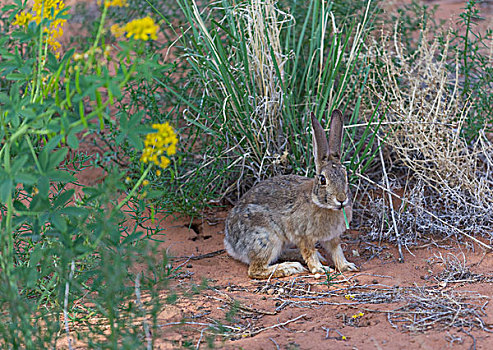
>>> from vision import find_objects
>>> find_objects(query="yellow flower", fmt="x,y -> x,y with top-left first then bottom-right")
110,24 -> 125,38
344,294 -> 355,300
142,180 -> 150,186
140,122 -> 178,169
104,0 -> 128,7
342,336 -> 347,340
73,52 -> 83,61
29,0 -> 67,57
156,170 -> 162,177
125,16 -> 158,41
12,12 -> 33,26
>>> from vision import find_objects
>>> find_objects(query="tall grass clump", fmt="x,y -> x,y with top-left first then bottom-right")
153,0 -> 382,211
0,1 -> 179,347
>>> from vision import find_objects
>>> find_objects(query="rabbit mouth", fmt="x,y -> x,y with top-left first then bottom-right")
312,193 -> 347,210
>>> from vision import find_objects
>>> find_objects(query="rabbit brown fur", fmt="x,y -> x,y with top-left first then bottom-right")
224,109 -> 358,279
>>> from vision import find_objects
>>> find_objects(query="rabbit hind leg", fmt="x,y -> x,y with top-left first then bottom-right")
248,259 -> 306,279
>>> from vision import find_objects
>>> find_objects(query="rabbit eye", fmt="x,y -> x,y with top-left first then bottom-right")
319,174 -> 327,186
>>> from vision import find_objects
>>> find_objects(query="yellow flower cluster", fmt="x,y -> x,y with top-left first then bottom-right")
140,123 -> 178,170
12,11 -> 33,26
351,312 -> 364,319
12,0 -> 66,57
110,24 -> 126,38
344,294 -> 355,300
34,0 -> 66,53
111,16 -> 159,41
104,0 -> 128,7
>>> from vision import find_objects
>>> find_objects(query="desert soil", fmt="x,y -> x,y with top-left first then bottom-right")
153,212 -> 493,350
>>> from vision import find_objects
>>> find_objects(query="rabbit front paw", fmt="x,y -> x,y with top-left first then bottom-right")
338,261 -> 359,272
309,263 -> 331,274
279,262 -> 308,276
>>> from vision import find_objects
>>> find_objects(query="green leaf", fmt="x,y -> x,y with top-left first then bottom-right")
127,132 -> 143,149
29,245 -> 45,267
16,173 -> 37,185
0,93 -> 10,104
45,170 -> 75,183
53,189 -> 75,208
38,176 -> 49,198
10,155 -> 28,174
66,133 -> 79,149
50,148 -> 68,168
5,73 -> 26,80
13,199 -> 28,212
51,213 -> 67,233
60,206 -> 89,218
0,178 -> 13,203
45,135 -> 63,153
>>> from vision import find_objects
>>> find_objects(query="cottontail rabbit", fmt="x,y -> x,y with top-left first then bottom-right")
224,109 -> 358,279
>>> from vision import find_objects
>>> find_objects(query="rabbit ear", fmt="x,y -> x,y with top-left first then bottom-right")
311,112 -> 330,173
328,109 -> 344,159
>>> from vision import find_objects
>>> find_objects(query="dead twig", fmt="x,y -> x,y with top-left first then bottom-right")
244,314 -> 306,337
377,138 -> 404,262
175,249 -> 226,262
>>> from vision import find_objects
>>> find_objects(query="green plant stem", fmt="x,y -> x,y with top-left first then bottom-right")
1,144 -> 15,283
32,2 -> 47,103
116,164 -> 152,211
0,123 -> 29,160
25,135 -> 43,174
462,1 -> 472,95
85,3 -> 108,73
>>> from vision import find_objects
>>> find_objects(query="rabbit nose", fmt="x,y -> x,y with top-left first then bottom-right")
336,193 -> 347,203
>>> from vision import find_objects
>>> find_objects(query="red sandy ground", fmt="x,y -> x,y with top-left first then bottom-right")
153,212 -> 493,349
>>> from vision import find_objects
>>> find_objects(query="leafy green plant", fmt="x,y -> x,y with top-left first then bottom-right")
448,0 -> 492,140
0,0 -> 179,347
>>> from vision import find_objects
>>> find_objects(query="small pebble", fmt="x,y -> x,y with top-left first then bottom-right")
314,273 -> 321,279
266,288 -> 275,295
278,288 -> 285,294
225,286 -> 231,292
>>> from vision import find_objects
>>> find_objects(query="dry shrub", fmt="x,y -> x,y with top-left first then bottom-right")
237,0 -> 292,172
362,30 -> 493,242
